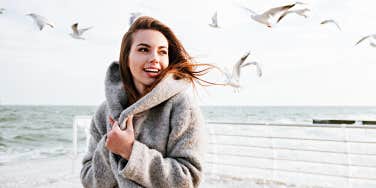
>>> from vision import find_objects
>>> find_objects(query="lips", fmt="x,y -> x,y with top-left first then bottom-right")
143,67 -> 161,77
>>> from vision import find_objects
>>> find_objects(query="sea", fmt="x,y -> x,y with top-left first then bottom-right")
1,105 -> 376,164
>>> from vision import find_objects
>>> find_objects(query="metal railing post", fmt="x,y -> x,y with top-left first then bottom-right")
342,124 -> 352,188
72,117 -> 78,158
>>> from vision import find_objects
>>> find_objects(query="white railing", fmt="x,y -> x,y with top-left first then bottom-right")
206,122 -> 376,188
72,115 -> 92,158
72,116 -> 376,188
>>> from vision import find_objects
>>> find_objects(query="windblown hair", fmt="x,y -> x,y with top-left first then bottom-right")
119,16 -> 216,105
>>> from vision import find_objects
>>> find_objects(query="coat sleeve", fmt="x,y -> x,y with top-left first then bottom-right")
120,96 -> 206,188
80,104 -> 118,188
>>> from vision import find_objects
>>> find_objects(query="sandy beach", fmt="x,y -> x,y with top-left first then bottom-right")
0,155 -> 304,188
0,155 -> 82,188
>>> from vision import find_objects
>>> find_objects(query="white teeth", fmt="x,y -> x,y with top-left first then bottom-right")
144,68 -> 159,73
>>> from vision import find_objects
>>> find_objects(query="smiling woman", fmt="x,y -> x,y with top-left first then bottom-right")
127,29 -> 170,95
80,16 -> 215,188
118,16 -> 216,105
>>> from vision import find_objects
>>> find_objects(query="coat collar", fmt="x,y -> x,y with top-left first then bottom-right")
105,62 -> 190,125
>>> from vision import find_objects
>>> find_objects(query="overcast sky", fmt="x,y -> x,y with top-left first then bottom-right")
1,0 -> 376,106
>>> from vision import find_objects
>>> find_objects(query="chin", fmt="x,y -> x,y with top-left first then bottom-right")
142,78 -> 157,86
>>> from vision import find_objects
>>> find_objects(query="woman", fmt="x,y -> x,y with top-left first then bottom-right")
80,16 -> 212,188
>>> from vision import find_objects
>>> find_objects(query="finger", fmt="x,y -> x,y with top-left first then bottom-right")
120,117 -> 128,130
126,115 -> 134,132
109,116 -> 115,126
112,121 -> 121,131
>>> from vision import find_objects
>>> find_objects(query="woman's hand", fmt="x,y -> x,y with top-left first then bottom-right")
106,115 -> 135,160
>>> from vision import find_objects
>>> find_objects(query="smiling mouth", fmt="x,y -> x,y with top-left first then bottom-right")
143,68 -> 160,73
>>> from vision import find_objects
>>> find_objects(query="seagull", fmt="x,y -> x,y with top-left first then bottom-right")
129,12 -> 142,26
26,13 -> 54,30
355,34 -> 376,47
209,11 -> 220,28
0,8 -> 6,14
70,22 -> 92,40
221,52 -> 262,91
277,8 -> 310,23
320,19 -> 341,31
242,3 -> 297,28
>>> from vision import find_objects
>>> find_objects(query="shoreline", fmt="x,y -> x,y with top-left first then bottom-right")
0,155 -> 82,188
0,155 -> 327,188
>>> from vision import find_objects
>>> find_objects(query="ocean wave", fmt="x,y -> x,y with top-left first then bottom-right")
0,116 -> 18,122
12,133 -> 48,142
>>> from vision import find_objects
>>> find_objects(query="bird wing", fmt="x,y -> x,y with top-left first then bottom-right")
70,33 -> 85,40
34,14 -> 54,29
223,67 -> 232,81
232,52 -> 250,80
241,61 -> 262,77
232,61 -> 242,80
276,10 -> 293,23
36,21 -> 44,30
355,35 -> 371,46
261,4 -> 295,18
296,8 -> 310,17
129,16 -> 135,25
332,21 -> 341,30
242,6 -> 257,15
320,19 -> 341,30
299,8 -> 311,14
129,12 -> 141,25
370,42 -> 376,48
28,14 -> 44,30
78,27 -> 93,35
278,8 -> 310,23
241,61 -> 256,68
254,62 -> 262,77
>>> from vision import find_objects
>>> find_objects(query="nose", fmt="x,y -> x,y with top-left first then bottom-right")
149,51 -> 160,64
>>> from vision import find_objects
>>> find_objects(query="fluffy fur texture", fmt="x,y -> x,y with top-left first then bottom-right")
81,62 -> 206,188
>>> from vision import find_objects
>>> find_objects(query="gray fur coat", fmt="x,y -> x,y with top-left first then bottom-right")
80,62 -> 206,188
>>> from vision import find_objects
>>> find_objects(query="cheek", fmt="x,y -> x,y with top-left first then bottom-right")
161,57 -> 169,69
128,55 -> 143,73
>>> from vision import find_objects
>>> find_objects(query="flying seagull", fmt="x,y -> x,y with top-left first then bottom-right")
70,22 -> 93,40
26,13 -> 54,30
129,12 -> 142,26
277,8 -> 310,23
221,51 -> 262,91
242,3 -> 298,28
355,34 -> 376,47
320,19 -> 341,31
0,8 -> 6,14
209,11 -> 220,28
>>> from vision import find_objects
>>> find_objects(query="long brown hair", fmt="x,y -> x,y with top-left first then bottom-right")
119,16 -> 216,105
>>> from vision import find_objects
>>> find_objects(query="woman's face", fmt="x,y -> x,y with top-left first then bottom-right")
128,29 -> 169,94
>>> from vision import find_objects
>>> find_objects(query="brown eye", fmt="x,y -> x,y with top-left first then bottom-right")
138,48 -> 148,52
160,50 -> 167,55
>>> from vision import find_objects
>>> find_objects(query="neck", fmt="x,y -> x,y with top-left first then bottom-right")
134,82 -> 146,95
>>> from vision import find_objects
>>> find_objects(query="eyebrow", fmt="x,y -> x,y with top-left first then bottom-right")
136,43 -> 168,49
